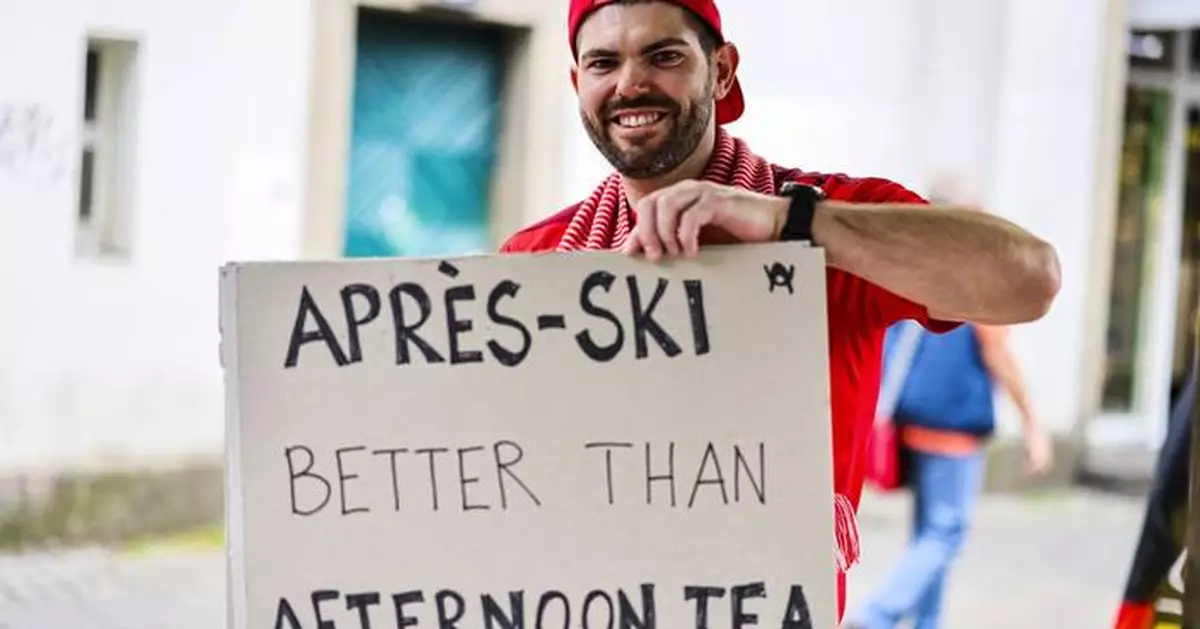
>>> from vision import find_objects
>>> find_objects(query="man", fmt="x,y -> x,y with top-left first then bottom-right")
500,0 -> 1061,621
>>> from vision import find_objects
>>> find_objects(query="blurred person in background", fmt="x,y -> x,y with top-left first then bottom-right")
846,181 -> 1053,629
500,1 -> 1061,622
1112,323 -> 1194,629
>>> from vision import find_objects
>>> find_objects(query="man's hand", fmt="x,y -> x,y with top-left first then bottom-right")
619,180 -> 788,260
1022,423 -> 1053,476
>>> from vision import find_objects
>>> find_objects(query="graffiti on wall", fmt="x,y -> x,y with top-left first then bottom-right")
0,101 -> 70,189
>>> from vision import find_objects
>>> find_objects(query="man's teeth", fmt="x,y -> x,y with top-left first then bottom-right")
617,113 -> 665,128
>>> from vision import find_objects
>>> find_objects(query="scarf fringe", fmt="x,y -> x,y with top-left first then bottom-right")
556,129 -> 777,252
833,493 -> 862,571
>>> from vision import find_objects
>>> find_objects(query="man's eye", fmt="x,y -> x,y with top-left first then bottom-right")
653,51 -> 684,65
588,59 -> 617,71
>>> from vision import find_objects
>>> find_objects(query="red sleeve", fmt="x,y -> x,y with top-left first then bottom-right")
498,235 -> 520,254
498,207 -> 577,254
820,175 -> 961,334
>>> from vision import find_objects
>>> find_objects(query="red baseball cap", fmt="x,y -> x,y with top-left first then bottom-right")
567,0 -> 745,125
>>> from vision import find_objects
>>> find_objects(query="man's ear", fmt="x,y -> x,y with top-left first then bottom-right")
713,43 -> 740,100
570,64 -> 580,94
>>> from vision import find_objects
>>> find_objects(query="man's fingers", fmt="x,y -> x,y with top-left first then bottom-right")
653,185 -> 701,257
656,199 -> 683,256
621,231 -> 643,255
637,198 -> 664,261
678,204 -> 716,257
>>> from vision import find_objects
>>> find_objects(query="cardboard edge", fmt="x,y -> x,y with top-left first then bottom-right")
219,263 -> 248,629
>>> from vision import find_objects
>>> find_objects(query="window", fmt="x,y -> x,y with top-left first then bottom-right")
77,37 -> 138,259
1102,86 -> 1173,411
1128,30 -> 1177,72
1190,29 -> 1200,74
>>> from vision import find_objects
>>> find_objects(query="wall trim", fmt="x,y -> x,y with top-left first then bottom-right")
1077,0 -> 1132,449
301,0 -> 567,259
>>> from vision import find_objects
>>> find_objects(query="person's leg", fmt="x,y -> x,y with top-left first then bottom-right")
1115,366 -> 1195,624
852,449 -> 974,629
850,450 -> 929,629
910,450 -> 985,629
913,570 -> 947,629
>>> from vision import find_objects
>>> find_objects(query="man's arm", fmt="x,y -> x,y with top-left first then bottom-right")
810,201 -> 1061,325
620,177 -> 1061,326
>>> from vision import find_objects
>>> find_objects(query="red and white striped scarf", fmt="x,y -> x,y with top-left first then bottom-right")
557,128 -> 777,252
555,128 -> 863,573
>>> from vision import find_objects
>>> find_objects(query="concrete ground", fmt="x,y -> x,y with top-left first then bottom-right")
0,488 -> 1148,628
846,487 -> 1147,628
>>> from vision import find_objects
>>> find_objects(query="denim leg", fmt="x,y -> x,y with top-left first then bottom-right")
912,569 -> 946,629
911,451 -> 984,629
853,450 -> 983,629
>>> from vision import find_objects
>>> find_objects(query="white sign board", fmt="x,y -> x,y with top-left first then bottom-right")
220,243 -> 836,629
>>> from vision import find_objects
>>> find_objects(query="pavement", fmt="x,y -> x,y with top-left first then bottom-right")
845,487 -> 1147,628
0,487 -> 1149,628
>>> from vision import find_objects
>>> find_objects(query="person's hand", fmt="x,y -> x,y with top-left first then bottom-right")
1022,424 -> 1053,476
620,180 -> 789,261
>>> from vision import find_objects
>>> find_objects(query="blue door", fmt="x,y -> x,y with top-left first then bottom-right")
344,11 -> 504,258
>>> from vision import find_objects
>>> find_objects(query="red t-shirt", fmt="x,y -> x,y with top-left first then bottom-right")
500,166 -> 957,619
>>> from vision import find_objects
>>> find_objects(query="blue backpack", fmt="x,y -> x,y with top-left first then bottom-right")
885,322 -> 996,437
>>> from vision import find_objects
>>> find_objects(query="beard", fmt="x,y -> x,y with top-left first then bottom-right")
581,74 -> 715,180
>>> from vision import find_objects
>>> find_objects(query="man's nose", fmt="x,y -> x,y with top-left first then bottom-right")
614,61 -> 652,99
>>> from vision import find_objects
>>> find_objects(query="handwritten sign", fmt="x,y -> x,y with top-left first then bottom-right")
220,243 -> 836,629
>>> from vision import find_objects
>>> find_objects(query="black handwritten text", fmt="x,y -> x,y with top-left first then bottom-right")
271,582 -> 814,629
282,269 -> 712,369
284,440 -> 541,517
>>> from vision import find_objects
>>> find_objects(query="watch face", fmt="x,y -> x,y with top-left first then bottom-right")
781,181 -> 825,200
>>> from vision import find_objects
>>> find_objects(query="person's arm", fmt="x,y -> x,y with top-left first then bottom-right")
975,325 -> 1035,420
620,178 -> 1060,327
975,324 -> 1052,474
810,201 -> 1061,326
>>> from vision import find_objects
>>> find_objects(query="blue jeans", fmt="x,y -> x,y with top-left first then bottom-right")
853,448 -> 985,629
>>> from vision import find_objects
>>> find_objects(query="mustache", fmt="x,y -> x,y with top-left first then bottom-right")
603,95 -> 680,118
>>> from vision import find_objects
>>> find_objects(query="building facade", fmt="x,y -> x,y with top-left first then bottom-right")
0,0 -> 1191,484
1097,0 -> 1200,459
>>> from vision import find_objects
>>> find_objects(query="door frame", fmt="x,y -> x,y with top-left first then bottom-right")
1089,29 -> 1200,451
301,0 -> 569,259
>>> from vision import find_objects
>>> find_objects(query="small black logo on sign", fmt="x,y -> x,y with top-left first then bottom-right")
765,262 -> 796,295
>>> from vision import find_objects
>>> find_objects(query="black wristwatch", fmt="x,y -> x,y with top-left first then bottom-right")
778,180 -> 826,243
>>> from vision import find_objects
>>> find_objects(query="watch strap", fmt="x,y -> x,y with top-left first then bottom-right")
778,180 -> 826,243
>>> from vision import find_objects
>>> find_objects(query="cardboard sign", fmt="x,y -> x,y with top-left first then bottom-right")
220,243 -> 836,629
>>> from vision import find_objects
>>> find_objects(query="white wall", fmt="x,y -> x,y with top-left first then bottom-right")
0,0 -> 312,470
987,0 -> 1116,438
1129,0 -> 1200,28
223,0 -> 313,265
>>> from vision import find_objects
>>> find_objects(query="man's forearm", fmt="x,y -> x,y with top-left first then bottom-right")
811,201 -> 1061,324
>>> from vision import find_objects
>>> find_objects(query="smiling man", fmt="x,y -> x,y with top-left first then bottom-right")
500,0 -> 1061,622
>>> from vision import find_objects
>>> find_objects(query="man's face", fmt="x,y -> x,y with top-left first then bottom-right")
572,3 -> 729,179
